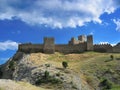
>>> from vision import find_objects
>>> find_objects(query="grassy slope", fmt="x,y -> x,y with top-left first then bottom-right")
39,52 -> 120,89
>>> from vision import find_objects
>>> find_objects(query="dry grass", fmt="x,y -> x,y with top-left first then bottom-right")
27,52 -> 120,74
0,79 -> 53,90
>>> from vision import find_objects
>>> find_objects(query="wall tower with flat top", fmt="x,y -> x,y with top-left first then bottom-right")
87,35 -> 93,51
43,37 -> 55,54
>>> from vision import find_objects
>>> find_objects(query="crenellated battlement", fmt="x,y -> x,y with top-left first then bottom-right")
94,44 -> 112,48
94,44 -> 113,52
69,35 -> 86,45
18,35 -> 120,54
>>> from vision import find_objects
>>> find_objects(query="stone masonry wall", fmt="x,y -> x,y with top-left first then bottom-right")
18,35 -> 120,54
43,37 -> 55,54
113,43 -> 120,53
94,44 -> 113,52
18,44 -> 43,53
55,43 -> 87,53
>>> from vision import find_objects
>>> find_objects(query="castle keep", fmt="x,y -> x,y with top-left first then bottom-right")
18,35 -> 120,54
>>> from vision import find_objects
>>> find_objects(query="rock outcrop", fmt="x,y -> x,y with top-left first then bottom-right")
0,51 -> 91,90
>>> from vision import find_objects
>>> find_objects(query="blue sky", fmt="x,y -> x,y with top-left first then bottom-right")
0,0 -> 120,64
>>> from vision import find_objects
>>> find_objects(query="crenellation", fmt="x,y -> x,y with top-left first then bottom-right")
18,35 -> 120,54
78,35 -> 86,42
69,37 -> 80,45
94,44 -> 113,52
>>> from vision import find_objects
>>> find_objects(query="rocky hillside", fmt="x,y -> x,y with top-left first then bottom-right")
0,51 -> 120,90
0,52 -> 91,90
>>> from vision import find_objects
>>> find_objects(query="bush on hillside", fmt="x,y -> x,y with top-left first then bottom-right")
100,78 -> 112,90
62,61 -> 68,69
44,70 -> 49,79
110,55 -> 114,60
0,68 -> 3,78
35,70 -> 62,85
9,61 -> 15,71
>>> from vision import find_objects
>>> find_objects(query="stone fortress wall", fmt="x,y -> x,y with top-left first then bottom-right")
18,35 -> 120,54
94,44 -> 113,52
19,44 -> 43,53
113,43 -> 120,53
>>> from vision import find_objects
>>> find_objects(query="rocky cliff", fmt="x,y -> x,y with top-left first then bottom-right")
0,51 -> 91,90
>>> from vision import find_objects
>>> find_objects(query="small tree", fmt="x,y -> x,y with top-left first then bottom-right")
0,68 -> 3,78
9,61 -> 15,71
110,55 -> 114,60
100,79 -> 112,89
44,70 -> 49,79
62,61 -> 68,69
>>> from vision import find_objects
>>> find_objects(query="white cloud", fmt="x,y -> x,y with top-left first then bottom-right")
99,42 -> 109,44
99,42 -> 117,46
0,0 -> 120,28
0,40 -> 19,51
90,32 -> 94,35
113,19 -> 120,31
111,43 -> 116,46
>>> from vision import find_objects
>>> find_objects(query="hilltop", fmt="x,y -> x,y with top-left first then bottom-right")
0,51 -> 120,90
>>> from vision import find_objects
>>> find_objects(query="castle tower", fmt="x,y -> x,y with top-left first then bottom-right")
78,35 -> 86,42
71,37 -> 76,45
69,37 -> 79,45
87,35 -> 93,51
43,37 -> 55,54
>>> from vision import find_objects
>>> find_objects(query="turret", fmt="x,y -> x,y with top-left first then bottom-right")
43,37 -> 55,54
78,35 -> 86,42
87,35 -> 93,51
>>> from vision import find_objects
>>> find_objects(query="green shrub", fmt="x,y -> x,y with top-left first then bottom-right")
35,71 -> 62,85
100,79 -> 112,89
72,85 -> 77,89
45,64 -> 50,68
50,78 -> 62,84
44,70 -> 49,79
0,68 -> 3,78
62,61 -> 68,69
110,55 -> 114,60
35,79 -> 41,85
9,61 -> 15,71
56,72 -> 60,77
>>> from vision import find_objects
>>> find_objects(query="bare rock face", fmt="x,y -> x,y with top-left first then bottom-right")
0,52 -> 91,90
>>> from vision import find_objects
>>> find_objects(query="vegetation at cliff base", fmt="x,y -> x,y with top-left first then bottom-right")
35,70 -> 62,86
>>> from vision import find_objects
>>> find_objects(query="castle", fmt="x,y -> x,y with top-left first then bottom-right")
18,35 -> 120,54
